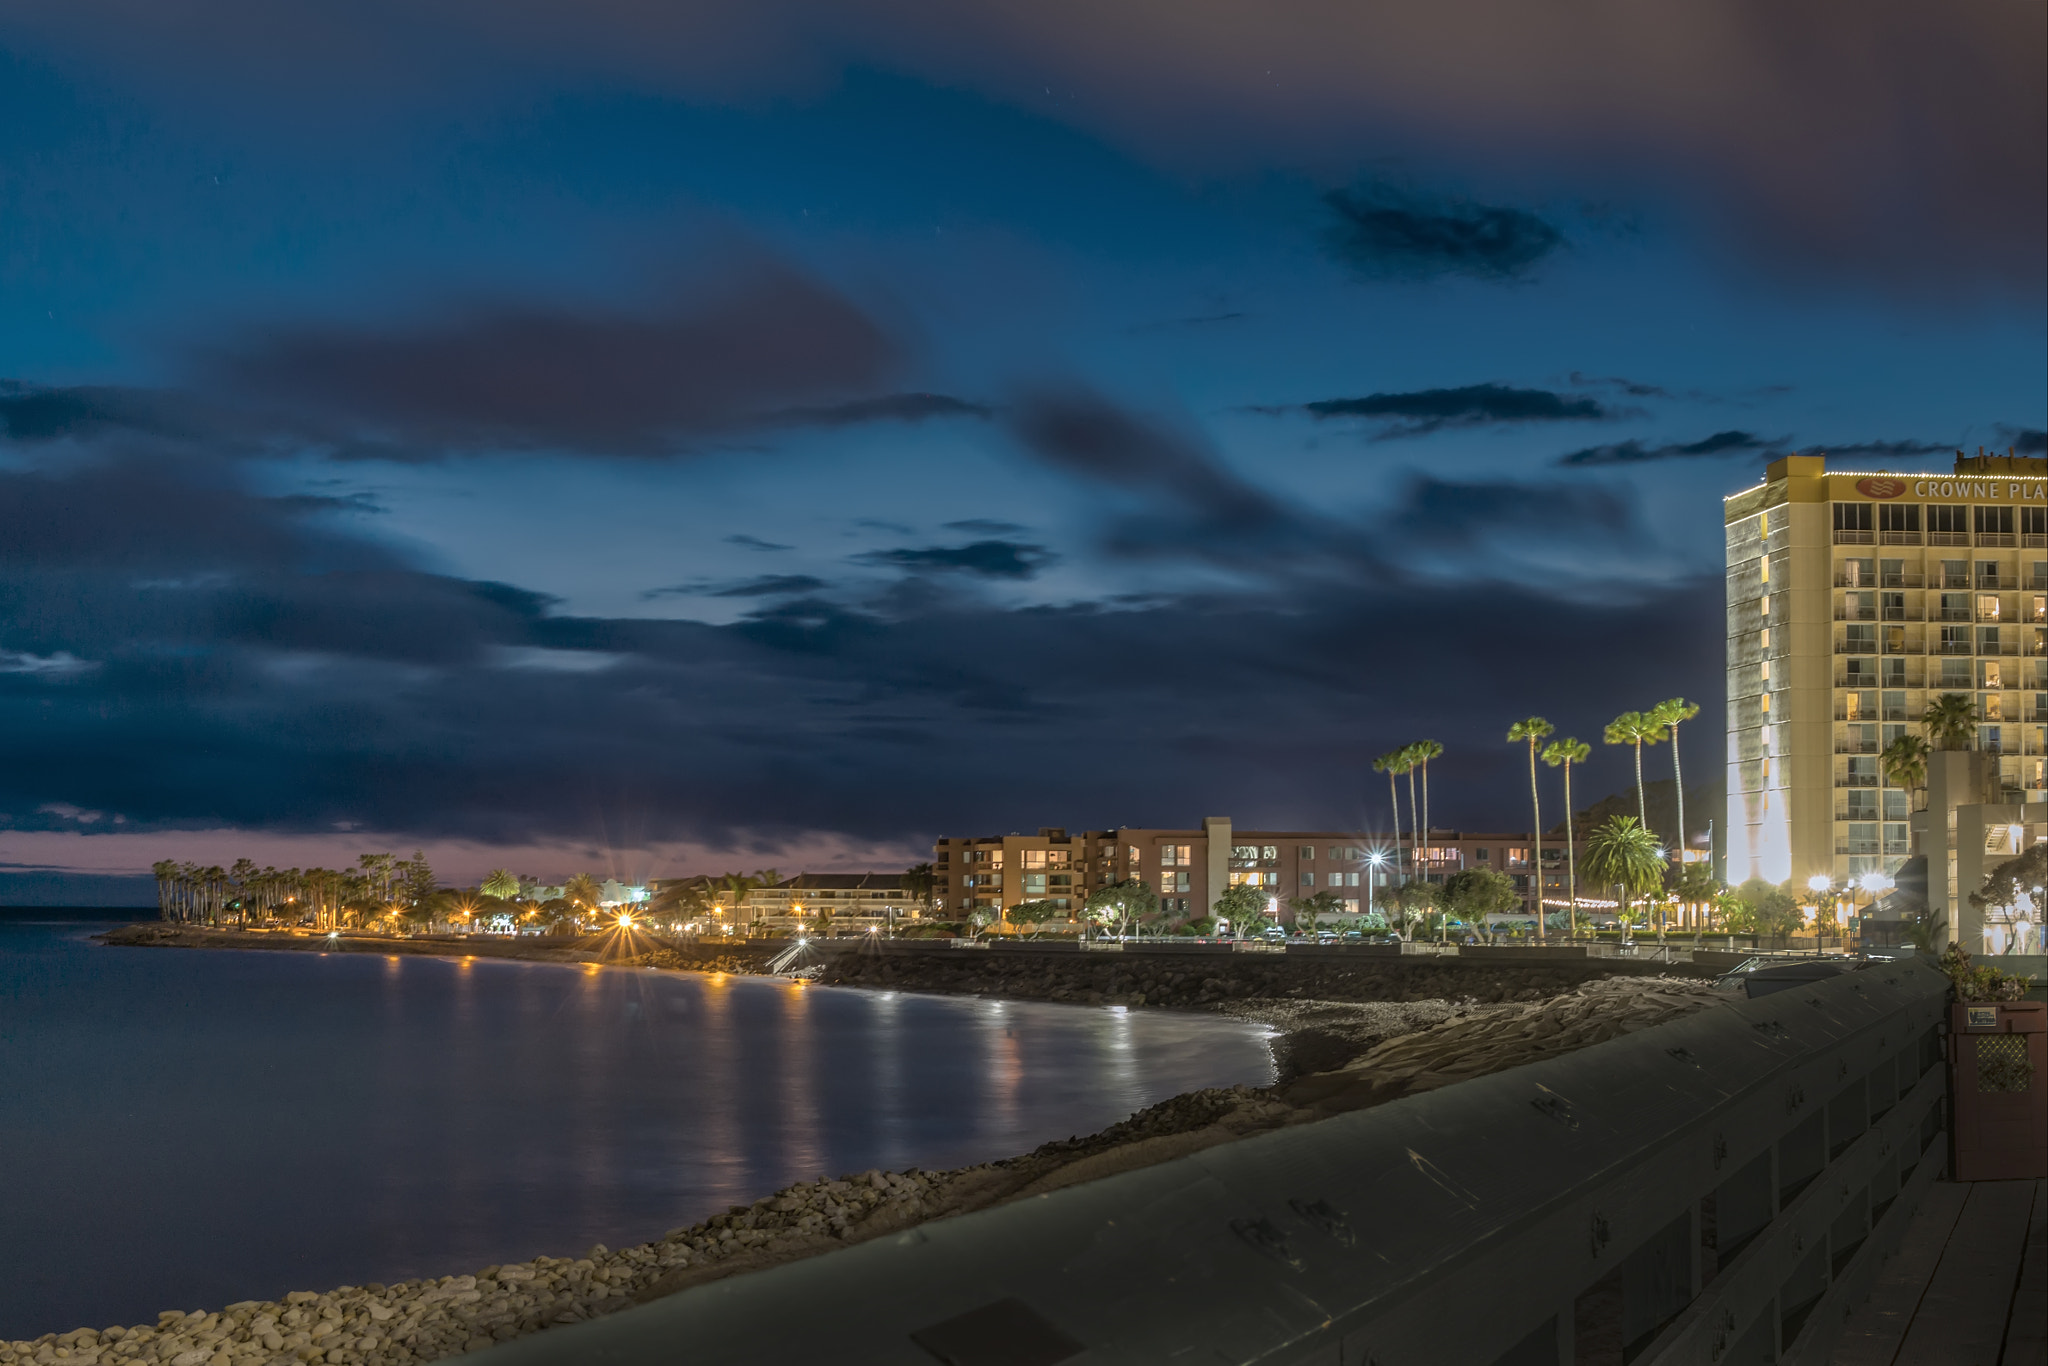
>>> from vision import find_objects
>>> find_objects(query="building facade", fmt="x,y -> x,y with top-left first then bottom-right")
1724,451 -> 2048,947
742,872 -> 914,934
932,820 -> 1583,928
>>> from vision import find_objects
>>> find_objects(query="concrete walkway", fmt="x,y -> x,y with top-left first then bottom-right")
1830,1178 -> 2046,1366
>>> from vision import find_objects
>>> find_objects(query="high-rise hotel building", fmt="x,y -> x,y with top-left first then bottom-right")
1725,452 -> 2048,902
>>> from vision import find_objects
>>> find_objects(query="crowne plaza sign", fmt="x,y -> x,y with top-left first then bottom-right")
1838,475 -> 2047,502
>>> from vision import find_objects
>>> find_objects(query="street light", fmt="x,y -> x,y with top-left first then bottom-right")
1366,850 -> 1386,931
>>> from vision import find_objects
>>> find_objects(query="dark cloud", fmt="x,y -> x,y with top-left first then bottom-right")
1304,383 -> 1607,435
0,450 -> 1718,856
1558,430 -> 1770,466
1322,181 -> 1564,281
854,541 -> 1056,579
943,519 -> 1027,535
1568,373 -> 1672,399
1996,426 -> 2047,455
1009,388 -> 1283,531
202,263 -> 900,456
724,534 -> 793,552
769,392 -> 992,427
641,574 -> 827,600
0,382 -> 184,442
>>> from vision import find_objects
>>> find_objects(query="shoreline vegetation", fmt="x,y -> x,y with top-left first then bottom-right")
2,927 -> 1724,1363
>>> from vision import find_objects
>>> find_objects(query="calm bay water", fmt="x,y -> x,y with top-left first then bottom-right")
0,914 -> 1273,1339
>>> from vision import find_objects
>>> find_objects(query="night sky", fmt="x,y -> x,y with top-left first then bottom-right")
2,2 -> 2043,901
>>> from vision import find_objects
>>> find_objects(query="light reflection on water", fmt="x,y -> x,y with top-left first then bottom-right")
0,920 -> 1272,1339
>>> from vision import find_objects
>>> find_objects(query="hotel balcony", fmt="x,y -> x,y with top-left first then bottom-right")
1834,605 -> 1877,620
1834,774 -> 1879,787
1831,529 -> 1875,545
1834,739 -> 1880,753
1878,531 -> 1923,547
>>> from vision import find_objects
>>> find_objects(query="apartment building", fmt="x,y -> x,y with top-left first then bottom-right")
742,872 -> 913,932
933,820 -> 1582,928
1724,452 -> 2048,941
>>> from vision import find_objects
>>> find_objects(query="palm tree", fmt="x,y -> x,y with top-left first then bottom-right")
1604,710 -> 1670,845
1923,693 -> 1978,751
902,862 -> 937,915
1583,815 -> 1665,938
1507,717 -> 1555,940
563,873 -> 603,918
1542,736 -> 1591,939
1413,739 -> 1444,873
1652,697 -> 1701,859
1880,732 -> 1931,803
716,871 -> 761,931
1672,860 -> 1721,936
1372,749 -> 1408,885
480,868 -> 520,901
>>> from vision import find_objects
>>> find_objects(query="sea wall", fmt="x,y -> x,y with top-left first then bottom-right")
626,937 -> 1718,1009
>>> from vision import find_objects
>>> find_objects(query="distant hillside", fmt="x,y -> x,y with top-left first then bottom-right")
1551,777 -> 1720,852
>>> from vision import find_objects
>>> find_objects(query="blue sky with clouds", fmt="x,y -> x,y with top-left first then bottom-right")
1,1 -> 2042,899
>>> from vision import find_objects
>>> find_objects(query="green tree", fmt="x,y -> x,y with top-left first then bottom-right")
1440,867 -> 1521,942
1603,711 -> 1671,845
480,868 -> 521,901
1086,879 -> 1159,938
1542,736 -> 1591,938
1651,698 -> 1701,856
397,851 -> 437,909
902,862 -> 937,914
1007,899 -> 1068,936
1924,692 -> 1978,751
1507,717 -> 1555,939
1389,878 -> 1440,940
1288,889 -> 1345,926
1210,883 -> 1268,936
1880,732 -> 1931,792
564,872 -> 604,913
1755,884 -> 1804,948
1672,860 -> 1722,937
1584,815 -> 1665,935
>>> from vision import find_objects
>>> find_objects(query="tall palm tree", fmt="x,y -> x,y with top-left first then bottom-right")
1923,693 -> 1978,751
1652,697 -> 1701,860
1373,749 -> 1408,884
1583,815 -> 1665,936
1507,717 -> 1555,939
1413,739 -> 1444,874
480,868 -> 520,901
1399,745 -> 1422,883
1604,710 -> 1670,844
1543,736 -> 1592,939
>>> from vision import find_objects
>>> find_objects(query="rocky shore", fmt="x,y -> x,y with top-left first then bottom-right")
4,974 -> 1728,1365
